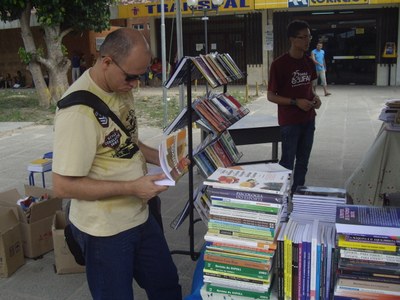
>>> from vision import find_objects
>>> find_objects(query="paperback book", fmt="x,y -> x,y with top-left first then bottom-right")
335,205 -> 400,237
203,167 -> 290,195
148,128 -> 188,186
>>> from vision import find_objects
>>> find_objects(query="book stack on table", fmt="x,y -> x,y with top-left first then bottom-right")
277,185 -> 347,300
334,205 -> 400,299
200,165 -> 291,299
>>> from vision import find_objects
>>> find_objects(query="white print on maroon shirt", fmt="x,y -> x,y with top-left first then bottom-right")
291,70 -> 311,87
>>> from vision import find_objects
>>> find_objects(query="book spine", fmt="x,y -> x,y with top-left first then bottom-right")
204,253 -> 271,271
284,236 -> 293,300
205,283 -> 271,300
208,228 -> 275,241
204,233 -> 276,250
203,269 -> 270,285
204,261 -> 269,279
207,186 -> 283,204
211,242 -> 275,254
208,220 -> 274,237
209,214 -> 277,229
210,206 -> 279,222
340,249 -> 400,264
203,275 -> 270,292
345,234 -> 400,246
338,235 -> 398,252
210,198 -> 280,214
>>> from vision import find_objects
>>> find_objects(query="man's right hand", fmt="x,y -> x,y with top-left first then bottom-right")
296,98 -> 315,112
133,174 -> 169,202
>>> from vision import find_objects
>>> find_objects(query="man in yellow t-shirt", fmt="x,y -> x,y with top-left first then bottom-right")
52,28 -> 182,300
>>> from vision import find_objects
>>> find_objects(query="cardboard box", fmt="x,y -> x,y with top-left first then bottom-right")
0,185 -> 62,258
0,208 -> 25,277
52,211 -> 85,274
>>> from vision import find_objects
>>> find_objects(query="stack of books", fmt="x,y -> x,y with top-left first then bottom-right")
276,186 -> 346,300
27,158 -> 52,172
277,217 -> 336,300
378,98 -> 400,131
334,205 -> 400,299
201,166 -> 292,299
291,186 -> 347,223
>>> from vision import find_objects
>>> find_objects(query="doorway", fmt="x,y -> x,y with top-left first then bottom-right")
292,9 -> 378,85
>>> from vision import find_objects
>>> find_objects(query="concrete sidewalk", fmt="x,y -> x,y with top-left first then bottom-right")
0,85 -> 398,299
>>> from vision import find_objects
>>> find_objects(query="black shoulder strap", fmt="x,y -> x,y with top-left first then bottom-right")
57,90 -> 130,136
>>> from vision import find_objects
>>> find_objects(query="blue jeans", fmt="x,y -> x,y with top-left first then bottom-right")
70,214 -> 182,300
279,120 -> 315,193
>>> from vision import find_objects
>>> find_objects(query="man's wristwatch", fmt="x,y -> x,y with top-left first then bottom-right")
290,98 -> 297,106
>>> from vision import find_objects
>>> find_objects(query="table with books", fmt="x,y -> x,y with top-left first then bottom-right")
346,99 -> 400,206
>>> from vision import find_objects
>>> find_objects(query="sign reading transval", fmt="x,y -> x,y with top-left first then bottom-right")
118,0 -> 254,18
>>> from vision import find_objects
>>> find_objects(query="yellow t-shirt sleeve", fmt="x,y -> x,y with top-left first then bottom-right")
53,109 -> 99,176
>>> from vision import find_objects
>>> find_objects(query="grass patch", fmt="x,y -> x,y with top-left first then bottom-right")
0,87 -> 255,127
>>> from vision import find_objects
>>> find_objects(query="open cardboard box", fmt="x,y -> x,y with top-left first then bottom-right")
0,185 -> 62,258
52,211 -> 85,274
0,207 -> 25,277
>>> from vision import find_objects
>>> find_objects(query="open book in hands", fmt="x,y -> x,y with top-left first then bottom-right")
148,128 -> 189,186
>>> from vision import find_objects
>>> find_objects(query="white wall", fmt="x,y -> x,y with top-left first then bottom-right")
377,64 -> 398,86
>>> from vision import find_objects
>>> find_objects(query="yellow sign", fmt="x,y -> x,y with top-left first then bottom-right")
119,0 -> 254,18
383,42 -> 397,58
309,0 -> 368,6
254,0 -> 287,9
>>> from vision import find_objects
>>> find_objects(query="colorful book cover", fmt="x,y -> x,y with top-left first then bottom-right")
204,167 -> 290,195
335,205 -> 400,237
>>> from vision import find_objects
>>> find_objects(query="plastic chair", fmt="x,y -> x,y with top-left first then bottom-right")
28,152 -> 53,188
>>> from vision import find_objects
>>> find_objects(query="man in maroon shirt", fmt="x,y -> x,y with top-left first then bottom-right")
267,20 -> 321,194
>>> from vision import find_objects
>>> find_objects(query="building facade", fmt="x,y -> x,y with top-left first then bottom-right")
0,2 -> 399,86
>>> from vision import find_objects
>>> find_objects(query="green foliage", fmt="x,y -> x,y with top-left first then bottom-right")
18,47 -> 33,64
0,0 -> 118,33
61,44 -> 68,56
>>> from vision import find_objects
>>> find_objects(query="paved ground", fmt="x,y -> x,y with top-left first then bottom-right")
0,85 -> 398,299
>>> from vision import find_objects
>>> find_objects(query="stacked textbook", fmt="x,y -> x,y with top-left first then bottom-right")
334,205 -> 400,299
277,186 -> 346,300
201,166 -> 291,299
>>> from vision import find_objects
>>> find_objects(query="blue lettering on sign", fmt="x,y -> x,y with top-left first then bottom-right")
146,4 -> 155,13
225,0 -> 238,8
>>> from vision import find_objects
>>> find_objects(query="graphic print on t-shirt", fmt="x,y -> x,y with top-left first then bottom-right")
291,69 -> 311,87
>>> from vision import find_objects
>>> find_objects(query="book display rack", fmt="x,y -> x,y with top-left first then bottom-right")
164,53 -> 247,260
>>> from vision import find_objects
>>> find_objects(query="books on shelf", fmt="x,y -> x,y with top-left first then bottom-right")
163,106 -> 200,136
164,53 -> 244,89
148,128 -> 188,186
27,158 -> 52,172
164,56 -> 203,88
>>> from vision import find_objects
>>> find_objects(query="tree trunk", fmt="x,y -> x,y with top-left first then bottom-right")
43,26 -> 70,104
19,4 -> 71,107
19,5 -> 51,108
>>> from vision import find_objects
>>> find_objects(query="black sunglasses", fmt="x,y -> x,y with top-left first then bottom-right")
108,57 -> 144,82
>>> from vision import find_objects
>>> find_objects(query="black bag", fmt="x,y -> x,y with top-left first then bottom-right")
64,224 -> 86,266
